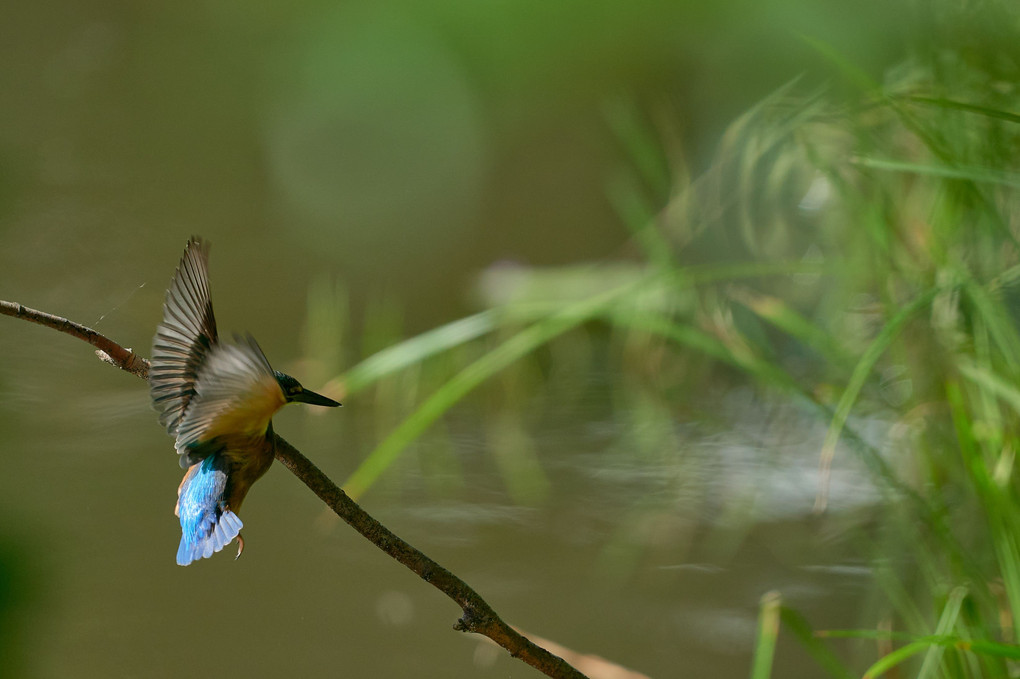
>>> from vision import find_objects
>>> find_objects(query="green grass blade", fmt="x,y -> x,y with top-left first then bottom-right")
917,586 -> 967,679
966,640 -> 1020,660
729,287 -> 852,369
606,308 -> 802,391
750,591 -> 782,679
821,630 -> 1020,660
606,170 -> 676,270
995,530 -> 1020,644
862,640 -> 932,679
682,260 -> 826,285
816,629 -> 919,642
342,277 -> 647,499
797,33 -> 879,93
957,361 -> 1020,415
331,311 -> 498,396
603,97 -> 672,200
815,288 -> 938,511
963,278 -> 1020,371
852,157 -> 1020,188
905,96 -> 1020,125
779,607 -> 855,679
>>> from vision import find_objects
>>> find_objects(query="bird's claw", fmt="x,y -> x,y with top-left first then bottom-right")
235,533 -> 245,560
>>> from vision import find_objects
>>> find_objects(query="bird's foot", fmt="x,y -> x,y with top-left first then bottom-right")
235,533 -> 245,560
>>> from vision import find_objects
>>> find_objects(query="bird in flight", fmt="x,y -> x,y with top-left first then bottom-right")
149,237 -> 341,566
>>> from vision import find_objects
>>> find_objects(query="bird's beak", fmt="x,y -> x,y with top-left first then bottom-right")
290,388 -> 341,407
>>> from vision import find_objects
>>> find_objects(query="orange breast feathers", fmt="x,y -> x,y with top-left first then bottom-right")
201,374 -> 287,440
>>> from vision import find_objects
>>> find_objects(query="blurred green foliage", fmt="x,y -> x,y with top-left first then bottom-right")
299,1 -> 1020,675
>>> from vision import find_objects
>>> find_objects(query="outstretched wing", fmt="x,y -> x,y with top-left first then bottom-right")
173,335 -> 284,465
150,237 -> 218,438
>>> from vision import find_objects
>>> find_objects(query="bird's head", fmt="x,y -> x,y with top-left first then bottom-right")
274,371 -> 342,408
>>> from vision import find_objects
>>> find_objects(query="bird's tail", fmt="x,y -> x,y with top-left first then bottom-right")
175,454 -> 243,566
177,509 -> 243,566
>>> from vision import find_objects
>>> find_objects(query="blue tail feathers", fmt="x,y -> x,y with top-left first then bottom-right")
176,454 -> 242,566
177,509 -> 242,566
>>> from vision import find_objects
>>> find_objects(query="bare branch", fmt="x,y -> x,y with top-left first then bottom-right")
1,299 -> 590,679
0,301 -> 149,378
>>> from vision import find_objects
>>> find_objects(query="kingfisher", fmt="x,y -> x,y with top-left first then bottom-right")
149,237 -> 341,566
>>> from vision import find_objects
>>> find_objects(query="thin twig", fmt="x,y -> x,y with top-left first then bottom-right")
0,300 -> 149,378
1,299 -> 590,679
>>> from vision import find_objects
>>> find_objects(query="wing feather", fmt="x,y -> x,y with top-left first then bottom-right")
173,335 -> 282,464
150,237 -> 218,438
